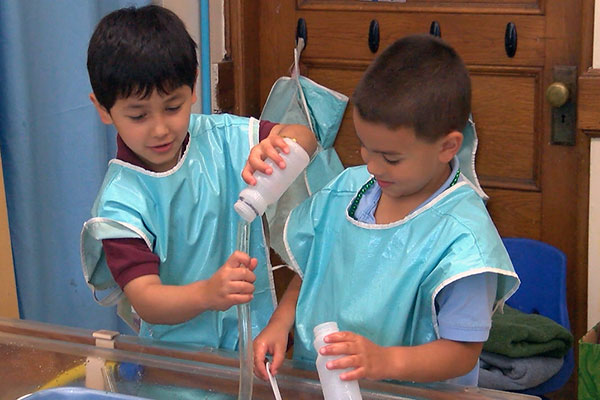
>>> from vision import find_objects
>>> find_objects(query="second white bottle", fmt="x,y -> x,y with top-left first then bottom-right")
313,322 -> 363,400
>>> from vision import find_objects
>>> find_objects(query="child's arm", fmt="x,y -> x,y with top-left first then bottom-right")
242,124 -> 317,185
253,274 -> 302,380
319,332 -> 482,382
122,251 -> 257,325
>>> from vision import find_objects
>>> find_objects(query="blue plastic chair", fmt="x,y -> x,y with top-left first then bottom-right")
501,237 -> 574,397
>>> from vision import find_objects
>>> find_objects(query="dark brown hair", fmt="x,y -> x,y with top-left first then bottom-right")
87,5 -> 198,111
352,34 -> 471,142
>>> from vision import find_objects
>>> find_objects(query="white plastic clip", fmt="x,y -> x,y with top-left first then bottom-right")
93,330 -> 119,348
85,330 -> 119,390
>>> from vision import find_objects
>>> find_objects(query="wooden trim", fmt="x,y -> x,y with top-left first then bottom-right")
580,0 -> 595,69
214,60 -> 235,114
227,0 -> 260,117
0,153 -> 18,318
571,0 -> 600,370
578,69 -> 600,133
583,130 -> 600,138
297,0 -> 544,15
478,179 -> 540,192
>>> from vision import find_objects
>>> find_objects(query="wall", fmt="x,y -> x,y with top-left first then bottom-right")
154,0 -> 226,114
155,0 -> 202,114
209,1 -> 226,113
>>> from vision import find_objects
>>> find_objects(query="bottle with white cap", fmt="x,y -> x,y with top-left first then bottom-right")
313,321 -> 363,400
234,137 -> 309,223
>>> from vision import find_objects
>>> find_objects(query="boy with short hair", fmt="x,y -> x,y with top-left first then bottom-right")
80,5 -> 316,349
253,34 -> 519,386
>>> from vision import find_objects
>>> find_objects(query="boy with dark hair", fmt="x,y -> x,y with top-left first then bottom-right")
253,34 -> 519,386
80,5 -> 316,349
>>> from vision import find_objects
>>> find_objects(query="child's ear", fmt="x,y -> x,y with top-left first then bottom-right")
89,93 -> 113,125
438,131 -> 463,163
191,86 -> 198,105
191,69 -> 199,104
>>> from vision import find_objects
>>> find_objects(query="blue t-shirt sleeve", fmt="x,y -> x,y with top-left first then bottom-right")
435,272 -> 498,342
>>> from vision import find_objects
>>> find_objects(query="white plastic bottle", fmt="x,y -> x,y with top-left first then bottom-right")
313,322 -> 363,400
234,137 -> 309,223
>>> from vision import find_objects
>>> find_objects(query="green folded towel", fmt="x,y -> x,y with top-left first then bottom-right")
483,305 -> 574,358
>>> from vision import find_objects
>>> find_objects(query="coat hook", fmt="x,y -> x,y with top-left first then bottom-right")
296,18 -> 307,47
368,20 -> 380,53
429,21 -> 441,38
505,22 -> 517,58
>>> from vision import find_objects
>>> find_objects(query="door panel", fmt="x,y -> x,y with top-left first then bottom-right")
471,71 -> 540,188
485,188 -> 541,238
298,12 -> 545,66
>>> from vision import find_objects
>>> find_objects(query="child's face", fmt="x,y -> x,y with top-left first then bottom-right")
353,108 -> 456,204
92,85 -> 196,172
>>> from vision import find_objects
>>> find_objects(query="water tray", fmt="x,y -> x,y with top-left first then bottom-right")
19,387 -> 147,400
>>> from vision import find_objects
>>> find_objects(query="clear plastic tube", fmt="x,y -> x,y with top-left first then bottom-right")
233,139 -> 308,398
236,220 -> 253,400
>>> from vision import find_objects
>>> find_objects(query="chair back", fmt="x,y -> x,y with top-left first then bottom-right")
501,237 -> 573,396
502,237 -> 569,330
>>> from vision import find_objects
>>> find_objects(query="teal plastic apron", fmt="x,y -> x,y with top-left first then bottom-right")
260,38 -> 348,262
81,114 -> 275,349
285,166 -> 519,362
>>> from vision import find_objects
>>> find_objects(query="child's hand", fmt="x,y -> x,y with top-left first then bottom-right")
318,331 -> 388,381
242,132 -> 291,186
205,251 -> 257,311
253,322 -> 290,381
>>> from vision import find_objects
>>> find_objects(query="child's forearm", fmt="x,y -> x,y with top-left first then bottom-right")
268,274 -> 301,331
271,124 -> 317,157
253,275 -> 301,380
382,339 -> 483,382
123,275 -> 212,325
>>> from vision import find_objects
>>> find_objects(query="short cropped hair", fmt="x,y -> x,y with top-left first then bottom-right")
352,34 -> 471,142
87,5 -> 198,111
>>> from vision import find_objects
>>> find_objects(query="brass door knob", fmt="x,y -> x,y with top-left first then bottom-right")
546,82 -> 570,108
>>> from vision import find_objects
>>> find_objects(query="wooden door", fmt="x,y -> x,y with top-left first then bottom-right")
229,1 -> 593,397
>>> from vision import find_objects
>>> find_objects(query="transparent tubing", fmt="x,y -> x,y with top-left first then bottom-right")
236,220 -> 253,400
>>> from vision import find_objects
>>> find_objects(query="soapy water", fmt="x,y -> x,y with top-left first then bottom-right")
236,221 -> 253,400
